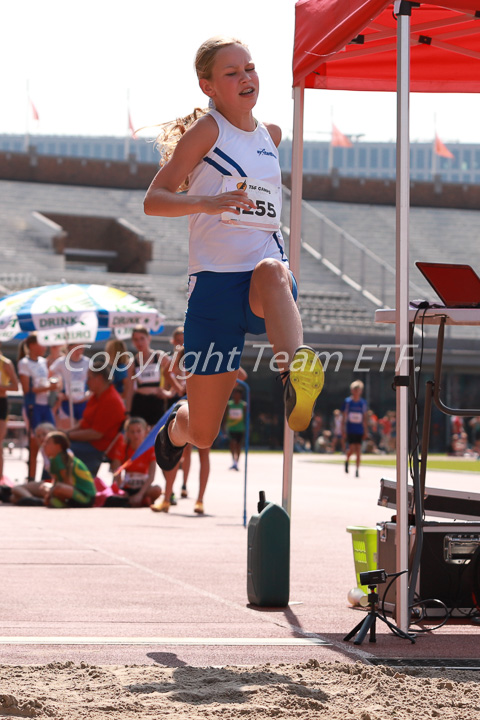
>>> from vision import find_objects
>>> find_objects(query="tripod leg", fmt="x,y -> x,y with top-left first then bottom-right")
353,612 -> 376,646
343,617 -> 368,642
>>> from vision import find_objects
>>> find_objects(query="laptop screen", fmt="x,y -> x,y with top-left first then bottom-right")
415,262 -> 480,308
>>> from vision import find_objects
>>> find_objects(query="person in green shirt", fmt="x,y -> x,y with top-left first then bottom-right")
43,431 -> 96,508
224,387 -> 247,471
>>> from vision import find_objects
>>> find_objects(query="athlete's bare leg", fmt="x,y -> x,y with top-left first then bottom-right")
169,372 -> 239,449
249,258 -> 302,373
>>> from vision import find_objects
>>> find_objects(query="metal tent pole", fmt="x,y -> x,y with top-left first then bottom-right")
282,83 -> 305,515
395,3 -> 412,633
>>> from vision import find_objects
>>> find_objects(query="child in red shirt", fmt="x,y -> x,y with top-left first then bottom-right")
110,417 -> 162,507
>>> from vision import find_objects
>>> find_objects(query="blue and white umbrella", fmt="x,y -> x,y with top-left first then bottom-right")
0,283 -> 165,345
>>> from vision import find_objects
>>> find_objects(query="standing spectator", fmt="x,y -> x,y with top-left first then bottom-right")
342,380 -> 368,478
331,409 -> 344,453
66,360 -> 126,477
451,415 -> 464,435
110,417 -> 162,507
17,334 -> 58,481
311,412 -> 324,450
50,343 -> 90,430
224,386 -> 247,471
0,345 -> 19,481
389,410 -> 397,453
128,326 -> 169,427
366,409 -> 380,453
151,440 -> 210,515
151,346 -> 192,511
163,326 -> 187,409
379,412 -> 392,453
45,344 -> 64,416
105,339 -> 133,408
149,344 -> 213,514
45,344 -> 65,370
469,416 -> 480,455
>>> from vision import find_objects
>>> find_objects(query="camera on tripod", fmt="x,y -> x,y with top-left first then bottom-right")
359,569 -> 388,586
345,567 -> 415,645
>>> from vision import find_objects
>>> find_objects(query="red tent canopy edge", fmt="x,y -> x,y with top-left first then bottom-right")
293,0 -> 480,92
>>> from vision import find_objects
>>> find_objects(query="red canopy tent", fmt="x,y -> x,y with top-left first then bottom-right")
294,0 -> 480,92
287,0 -> 480,631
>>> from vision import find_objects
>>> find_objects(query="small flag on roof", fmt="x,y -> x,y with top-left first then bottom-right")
331,123 -> 353,148
29,98 -> 39,122
434,133 -> 454,159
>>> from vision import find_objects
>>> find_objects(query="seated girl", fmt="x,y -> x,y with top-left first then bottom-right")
110,417 -> 162,507
43,431 -> 96,508
11,422 -> 55,505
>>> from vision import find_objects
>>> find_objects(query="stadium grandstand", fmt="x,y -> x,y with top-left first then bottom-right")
0,147 -> 479,449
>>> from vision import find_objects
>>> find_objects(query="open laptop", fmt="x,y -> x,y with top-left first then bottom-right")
415,262 -> 480,308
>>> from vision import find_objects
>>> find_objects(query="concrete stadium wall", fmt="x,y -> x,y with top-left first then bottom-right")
282,172 -> 480,210
0,149 -> 157,190
1,150 -> 479,210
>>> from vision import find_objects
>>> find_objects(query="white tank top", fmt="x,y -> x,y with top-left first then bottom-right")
186,110 -> 287,274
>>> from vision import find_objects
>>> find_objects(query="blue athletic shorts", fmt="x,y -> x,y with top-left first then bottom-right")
184,269 -> 298,375
29,404 -> 55,430
61,400 -> 87,421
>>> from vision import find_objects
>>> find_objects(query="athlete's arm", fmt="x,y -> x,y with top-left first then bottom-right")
144,115 -> 255,218
2,358 -> 18,391
264,122 -> 282,148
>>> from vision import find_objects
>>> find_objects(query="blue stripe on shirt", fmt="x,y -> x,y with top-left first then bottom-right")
203,157 -> 232,175
213,147 -> 247,177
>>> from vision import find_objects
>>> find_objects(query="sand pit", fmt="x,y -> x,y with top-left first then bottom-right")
1,660 -> 479,719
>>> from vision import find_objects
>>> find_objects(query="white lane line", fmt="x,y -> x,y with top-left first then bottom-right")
0,637 -> 329,646
23,526 -> 370,662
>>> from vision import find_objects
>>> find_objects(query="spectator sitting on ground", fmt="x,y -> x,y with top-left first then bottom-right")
10,422 -> 55,505
65,360 -> 126,477
314,429 -> 333,454
293,433 -> 309,453
43,431 -> 96,508
450,431 -> 473,457
110,416 -> 162,507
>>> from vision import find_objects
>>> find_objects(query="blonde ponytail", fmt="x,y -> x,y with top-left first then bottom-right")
154,107 -> 208,191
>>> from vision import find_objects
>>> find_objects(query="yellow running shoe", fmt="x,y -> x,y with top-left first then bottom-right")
284,346 -> 324,432
194,500 -> 204,514
150,500 -> 170,513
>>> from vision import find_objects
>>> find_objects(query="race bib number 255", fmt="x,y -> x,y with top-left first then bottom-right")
221,177 -> 281,231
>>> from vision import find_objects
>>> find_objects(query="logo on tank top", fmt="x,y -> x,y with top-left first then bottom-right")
257,148 -> 277,158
